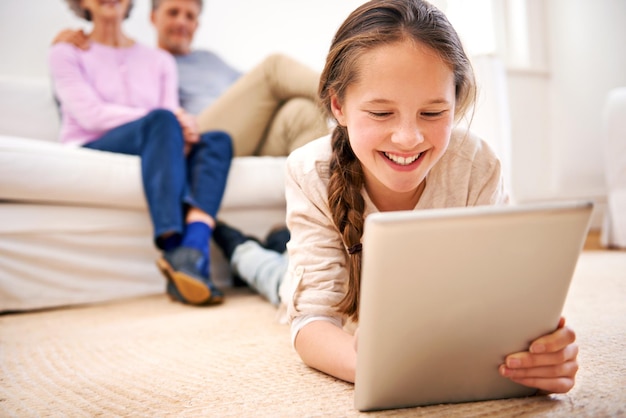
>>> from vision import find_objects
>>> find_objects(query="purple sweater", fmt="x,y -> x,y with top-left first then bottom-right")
49,41 -> 179,146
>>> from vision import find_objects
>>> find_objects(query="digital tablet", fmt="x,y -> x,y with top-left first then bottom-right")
354,200 -> 593,411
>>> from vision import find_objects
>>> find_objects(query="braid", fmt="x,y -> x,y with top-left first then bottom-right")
327,126 -> 366,320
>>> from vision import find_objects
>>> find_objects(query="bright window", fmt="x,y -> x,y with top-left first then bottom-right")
445,0 -> 497,56
442,0 -> 547,71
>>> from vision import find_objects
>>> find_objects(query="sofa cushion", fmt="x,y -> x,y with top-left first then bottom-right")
0,134 -> 287,210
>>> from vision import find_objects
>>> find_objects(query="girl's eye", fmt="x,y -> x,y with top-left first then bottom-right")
368,111 -> 392,118
422,111 -> 446,118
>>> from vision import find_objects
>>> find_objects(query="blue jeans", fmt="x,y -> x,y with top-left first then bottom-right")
83,109 -> 232,248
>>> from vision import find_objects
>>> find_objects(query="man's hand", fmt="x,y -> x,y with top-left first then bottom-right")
52,29 -> 90,50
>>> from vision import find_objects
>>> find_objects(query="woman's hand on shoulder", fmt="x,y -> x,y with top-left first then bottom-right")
499,317 -> 578,394
52,29 -> 90,50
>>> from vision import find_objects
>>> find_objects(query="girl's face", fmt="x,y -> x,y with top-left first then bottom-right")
330,39 -> 456,211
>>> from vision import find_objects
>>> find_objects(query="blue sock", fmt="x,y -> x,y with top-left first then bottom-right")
181,222 -> 213,275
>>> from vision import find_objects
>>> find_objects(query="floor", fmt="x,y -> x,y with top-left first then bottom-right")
583,229 -> 606,251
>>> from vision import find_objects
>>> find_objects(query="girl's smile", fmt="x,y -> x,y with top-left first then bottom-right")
380,150 -> 425,176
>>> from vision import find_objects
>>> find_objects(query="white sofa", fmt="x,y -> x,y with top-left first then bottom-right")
0,75 -> 288,312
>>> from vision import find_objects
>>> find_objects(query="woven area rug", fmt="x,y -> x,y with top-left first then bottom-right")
1,250 -> 625,417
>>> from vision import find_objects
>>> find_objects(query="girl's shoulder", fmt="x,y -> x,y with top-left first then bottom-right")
430,128 -> 501,182
286,134 -> 333,180
447,128 -> 498,159
422,128 -> 508,207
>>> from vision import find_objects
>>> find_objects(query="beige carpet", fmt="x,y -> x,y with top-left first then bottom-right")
1,250 -> 625,417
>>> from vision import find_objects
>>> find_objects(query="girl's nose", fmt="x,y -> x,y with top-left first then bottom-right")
391,119 -> 424,148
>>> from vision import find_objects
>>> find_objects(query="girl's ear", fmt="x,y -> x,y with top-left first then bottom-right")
330,93 -> 347,127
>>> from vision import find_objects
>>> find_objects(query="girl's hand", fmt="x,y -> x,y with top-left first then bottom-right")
499,317 -> 578,394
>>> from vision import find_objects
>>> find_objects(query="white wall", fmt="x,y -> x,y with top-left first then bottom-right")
0,0 -> 367,77
547,0 -> 626,200
505,0 -> 626,231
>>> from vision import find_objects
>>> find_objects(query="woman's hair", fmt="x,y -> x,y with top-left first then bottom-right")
65,0 -> 134,21
151,0 -> 203,11
320,0 -> 476,321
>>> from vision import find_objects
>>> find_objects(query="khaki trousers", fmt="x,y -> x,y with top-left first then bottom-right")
196,54 -> 330,157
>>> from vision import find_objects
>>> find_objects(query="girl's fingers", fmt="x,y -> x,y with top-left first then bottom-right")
505,343 -> 578,369
507,375 -> 576,394
505,333 -> 577,395
529,325 -> 576,355
500,358 -> 579,379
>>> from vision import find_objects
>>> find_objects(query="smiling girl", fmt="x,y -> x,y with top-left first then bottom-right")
282,0 -> 579,394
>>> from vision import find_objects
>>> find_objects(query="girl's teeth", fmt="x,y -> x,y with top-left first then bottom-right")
384,152 -> 420,166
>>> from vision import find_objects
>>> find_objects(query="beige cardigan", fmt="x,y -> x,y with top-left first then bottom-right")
280,130 -> 510,340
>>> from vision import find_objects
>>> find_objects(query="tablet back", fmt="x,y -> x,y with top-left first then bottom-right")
354,200 -> 593,411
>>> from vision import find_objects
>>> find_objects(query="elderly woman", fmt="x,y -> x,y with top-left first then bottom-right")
50,0 -> 233,305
